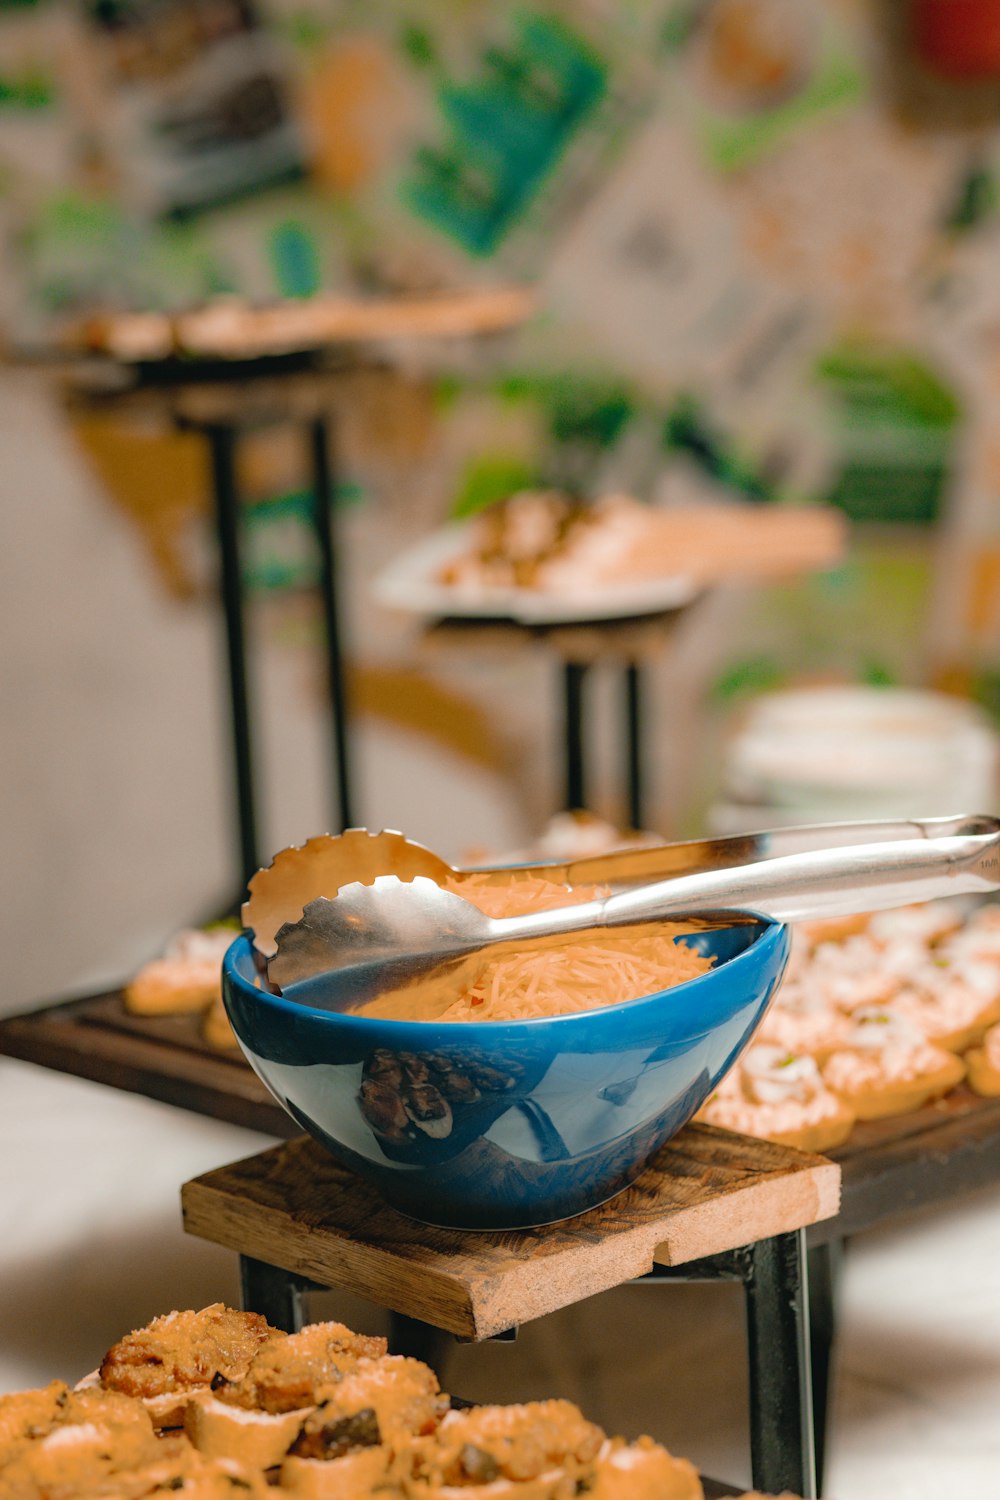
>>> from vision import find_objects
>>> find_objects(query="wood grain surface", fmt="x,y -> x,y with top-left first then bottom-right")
181,1128 -> 839,1341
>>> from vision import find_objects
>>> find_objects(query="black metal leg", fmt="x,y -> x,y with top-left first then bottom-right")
388,1313 -> 451,1378
624,662 -> 643,830
239,1255 -> 313,1333
744,1231 -> 817,1499
563,662 -> 589,810
807,1237 -> 843,1491
206,423 -> 259,885
308,416 -> 354,831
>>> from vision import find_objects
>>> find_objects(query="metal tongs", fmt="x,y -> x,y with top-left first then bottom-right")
246,814 -> 1000,1017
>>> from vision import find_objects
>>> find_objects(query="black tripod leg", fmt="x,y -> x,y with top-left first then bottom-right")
206,422 -> 259,884
308,415 -> 354,830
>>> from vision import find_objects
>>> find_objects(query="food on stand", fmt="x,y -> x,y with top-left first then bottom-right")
755,980 -> 853,1058
201,993 -> 239,1050
888,957 -> 1000,1053
946,902 -> 1000,961
124,926 -> 239,1047
0,1306 -> 779,1500
405,1400 -> 604,1500
435,490 -> 845,598
697,1042 -> 855,1152
180,1323 -> 401,1475
965,1021 -> 1000,1097
297,1356 -> 443,1447
78,309 -> 175,363
124,928 -> 234,1017
700,899 -> 1000,1147
210,1321 -> 387,1417
98,1304 -> 276,1430
65,287 -> 535,364
821,1008 -> 965,1119
465,811 -> 665,868
0,1385 -> 167,1499
585,1435 -> 702,1500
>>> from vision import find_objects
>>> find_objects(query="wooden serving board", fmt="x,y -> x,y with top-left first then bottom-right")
181,1128 -> 840,1341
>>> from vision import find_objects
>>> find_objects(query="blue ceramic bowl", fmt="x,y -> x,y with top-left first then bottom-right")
223,920 -> 789,1230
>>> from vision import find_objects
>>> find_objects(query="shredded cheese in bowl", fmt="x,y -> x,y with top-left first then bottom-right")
426,872 -> 714,1023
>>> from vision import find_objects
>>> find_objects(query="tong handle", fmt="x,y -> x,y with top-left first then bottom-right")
552,813 -> 1000,890
597,824 -> 1000,928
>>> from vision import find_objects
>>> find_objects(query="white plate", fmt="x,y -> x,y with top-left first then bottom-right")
372,524 -> 699,625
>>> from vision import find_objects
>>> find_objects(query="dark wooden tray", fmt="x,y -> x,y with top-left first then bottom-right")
819,1077 -> 1000,1242
4,986 -> 1000,1240
0,988 -> 296,1138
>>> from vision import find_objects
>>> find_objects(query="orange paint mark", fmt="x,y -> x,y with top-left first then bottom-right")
833,235 -> 877,290
930,662 -> 976,699
70,414 -> 207,599
968,547 -> 1000,636
299,38 -> 398,194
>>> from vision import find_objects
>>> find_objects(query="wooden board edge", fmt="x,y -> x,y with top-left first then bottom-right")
462,1229 -> 664,1340
651,1159 -> 841,1267
180,1180 -> 481,1339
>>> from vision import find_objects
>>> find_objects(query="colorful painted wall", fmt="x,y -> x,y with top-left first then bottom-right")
3,0 -> 1000,711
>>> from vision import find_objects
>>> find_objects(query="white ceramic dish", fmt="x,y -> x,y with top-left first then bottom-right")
372,524 -> 700,625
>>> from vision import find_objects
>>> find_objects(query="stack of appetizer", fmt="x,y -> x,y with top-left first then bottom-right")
700,902 -> 1000,1150
124,928 -> 238,1050
0,1303 -> 781,1500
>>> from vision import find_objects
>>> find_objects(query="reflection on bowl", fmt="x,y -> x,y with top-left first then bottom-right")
222,920 -> 789,1230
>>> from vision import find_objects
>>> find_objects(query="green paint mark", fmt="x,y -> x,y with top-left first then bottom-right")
816,345 -> 960,427
243,485 -> 364,594
660,1 -> 703,52
817,344 -> 962,526
710,656 -> 786,704
968,668 -> 1000,726
698,51 -> 864,173
450,455 -> 540,520
269,221 -> 322,300
549,384 -> 634,450
497,371 -> 638,449
432,374 -> 464,411
401,22 -> 438,70
945,163 -> 998,233
860,659 -> 897,688
0,68 -> 54,109
280,13 -> 328,52
662,392 -> 779,502
404,10 -> 606,256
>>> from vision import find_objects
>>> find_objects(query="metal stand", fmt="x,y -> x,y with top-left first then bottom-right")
644,1231 -> 817,1499
387,1312 -> 453,1372
562,663 -> 588,811
204,423 -> 259,884
624,663 -> 643,830
561,660 -> 646,828
180,408 -> 355,888
239,1255 -> 316,1334
308,415 -> 354,830
807,1237 -> 844,1491
743,1232 -> 817,1499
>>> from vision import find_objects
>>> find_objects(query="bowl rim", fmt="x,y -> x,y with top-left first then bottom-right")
223,917 -> 787,1037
